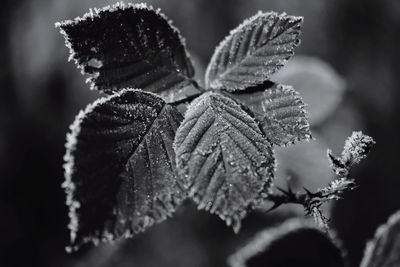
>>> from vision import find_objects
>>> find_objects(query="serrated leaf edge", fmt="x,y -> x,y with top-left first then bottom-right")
174,92 -> 276,232
205,11 -> 303,91
262,84 -> 312,147
55,1 -> 194,92
63,88 -> 183,250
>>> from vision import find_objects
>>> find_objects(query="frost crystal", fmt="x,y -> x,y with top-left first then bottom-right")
327,131 -> 375,177
341,131 -> 375,166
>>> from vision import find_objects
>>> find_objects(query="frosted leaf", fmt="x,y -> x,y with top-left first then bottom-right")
63,89 -> 185,250
174,92 -> 275,232
271,56 -> 346,125
55,2 -> 195,98
228,219 -> 345,267
233,81 -> 311,147
205,11 -> 302,91
327,131 -> 375,176
341,131 -> 375,166
360,210 -> 400,267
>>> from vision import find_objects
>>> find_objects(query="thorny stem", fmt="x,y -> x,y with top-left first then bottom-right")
265,131 -> 375,232
265,178 -> 357,232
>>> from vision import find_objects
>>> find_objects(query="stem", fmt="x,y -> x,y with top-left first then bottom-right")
170,91 -> 204,106
190,79 -> 206,92
170,79 -> 206,106
265,131 -> 375,231
265,178 -> 357,231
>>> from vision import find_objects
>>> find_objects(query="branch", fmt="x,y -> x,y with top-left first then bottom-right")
266,178 -> 356,230
266,131 -> 375,231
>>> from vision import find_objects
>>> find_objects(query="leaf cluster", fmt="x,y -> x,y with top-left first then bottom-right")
56,2 -> 372,251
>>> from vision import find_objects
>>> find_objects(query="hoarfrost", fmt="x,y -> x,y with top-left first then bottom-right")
341,131 -> 375,166
327,131 -> 375,175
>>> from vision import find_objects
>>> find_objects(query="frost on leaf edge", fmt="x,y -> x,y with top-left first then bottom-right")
261,83 -> 312,147
228,218 -> 345,267
62,88 -> 181,251
204,11 -> 303,91
360,210 -> 400,267
276,84 -> 312,146
55,1 -> 194,92
341,131 -> 375,166
63,91 -> 114,249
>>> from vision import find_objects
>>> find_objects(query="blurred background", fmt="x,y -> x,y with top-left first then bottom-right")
1,0 -> 400,266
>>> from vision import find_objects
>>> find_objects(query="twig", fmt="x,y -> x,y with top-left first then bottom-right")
266,179 -> 357,231
265,131 -> 375,231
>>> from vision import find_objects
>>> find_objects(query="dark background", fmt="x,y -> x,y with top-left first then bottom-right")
1,0 -> 400,266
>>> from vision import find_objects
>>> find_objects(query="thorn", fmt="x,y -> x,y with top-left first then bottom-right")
265,202 -> 283,213
276,186 -> 289,195
287,184 -> 294,195
349,183 -> 359,190
303,187 -> 314,197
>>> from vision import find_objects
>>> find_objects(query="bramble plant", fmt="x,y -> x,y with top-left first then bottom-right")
56,1 -> 376,258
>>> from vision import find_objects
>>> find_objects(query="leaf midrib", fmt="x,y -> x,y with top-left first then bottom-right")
126,103 -> 170,164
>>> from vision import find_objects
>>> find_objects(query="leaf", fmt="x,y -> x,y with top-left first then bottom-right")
228,219 -> 346,267
327,131 -> 375,178
63,89 -> 185,250
271,56 -> 346,125
56,2 -> 195,98
174,92 -> 275,232
360,210 -> 400,267
205,11 -> 302,91
340,131 -> 375,166
232,81 -> 311,147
